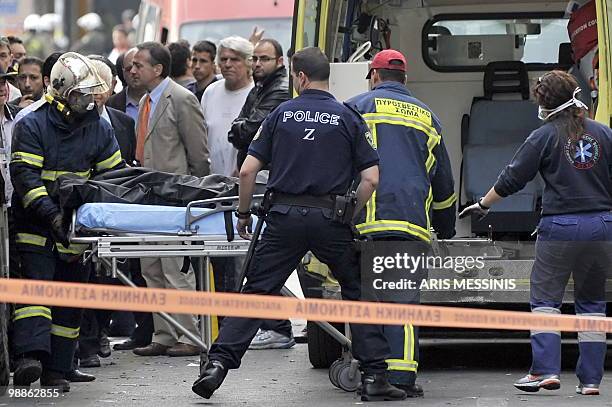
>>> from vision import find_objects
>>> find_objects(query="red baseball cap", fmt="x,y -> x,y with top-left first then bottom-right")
366,49 -> 407,79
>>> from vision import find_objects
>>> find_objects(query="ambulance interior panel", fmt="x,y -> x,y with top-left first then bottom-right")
326,0 -> 571,237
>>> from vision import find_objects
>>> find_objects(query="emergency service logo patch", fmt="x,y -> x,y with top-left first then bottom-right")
564,133 -> 600,169
365,130 -> 376,149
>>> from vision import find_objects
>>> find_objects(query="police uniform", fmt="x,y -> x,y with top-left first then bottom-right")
494,118 -> 612,388
206,88 -> 391,374
347,80 -> 456,389
10,101 -> 124,374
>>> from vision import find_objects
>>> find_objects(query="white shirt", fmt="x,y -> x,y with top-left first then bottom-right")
0,107 -> 15,206
100,105 -> 111,124
8,82 -> 20,102
200,79 -> 253,176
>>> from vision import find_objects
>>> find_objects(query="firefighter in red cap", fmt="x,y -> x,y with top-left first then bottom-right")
347,49 -> 456,397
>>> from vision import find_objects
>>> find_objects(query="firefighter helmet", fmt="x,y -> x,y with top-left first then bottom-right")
47,52 -> 108,100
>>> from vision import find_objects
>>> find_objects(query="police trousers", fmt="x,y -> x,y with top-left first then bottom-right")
530,211 -> 611,385
11,244 -> 90,373
208,206 -> 391,373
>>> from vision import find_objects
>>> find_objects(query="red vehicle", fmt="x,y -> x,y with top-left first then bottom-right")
136,0 -> 295,53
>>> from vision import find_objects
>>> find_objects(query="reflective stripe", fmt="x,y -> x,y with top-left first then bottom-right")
41,169 -> 91,181
425,187 -> 433,231
56,243 -> 88,255
531,307 -> 561,336
432,193 -> 457,210
23,186 -> 48,207
578,331 -> 607,342
356,220 -> 430,242
363,112 -> 441,174
15,233 -> 46,247
13,306 -> 51,322
50,324 -> 80,339
11,151 -> 44,168
532,307 -> 561,314
95,150 -> 122,171
365,124 -> 378,224
387,324 -> 418,372
386,359 -> 418,372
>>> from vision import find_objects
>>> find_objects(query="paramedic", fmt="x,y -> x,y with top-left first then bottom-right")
10,52 -> 125,392
192,46 -> 406,402
460,70 -> 611,396
346,49 -> 456,397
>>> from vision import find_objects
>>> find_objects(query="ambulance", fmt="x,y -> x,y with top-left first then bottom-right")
289,0 -> 612,366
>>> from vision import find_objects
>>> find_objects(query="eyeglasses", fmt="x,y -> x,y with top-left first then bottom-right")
252,56 -> 276,63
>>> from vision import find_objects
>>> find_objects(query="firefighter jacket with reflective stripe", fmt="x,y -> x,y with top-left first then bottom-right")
347,82 -> 456,241
10,102 -> 125,249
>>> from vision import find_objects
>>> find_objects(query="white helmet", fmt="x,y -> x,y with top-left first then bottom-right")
77,12 -> 103,31
47,52 -> 109,100
39,13 -> 61,32
23,14 -> 40,31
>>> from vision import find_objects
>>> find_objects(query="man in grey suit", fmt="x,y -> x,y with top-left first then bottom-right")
130,41 -> 209,357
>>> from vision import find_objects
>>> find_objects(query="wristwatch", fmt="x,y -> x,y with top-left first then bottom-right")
478,198 -> 490,210
235,209 -> 251,219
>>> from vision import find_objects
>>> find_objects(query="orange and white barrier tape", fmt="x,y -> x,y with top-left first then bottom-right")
0,278 -> 611,332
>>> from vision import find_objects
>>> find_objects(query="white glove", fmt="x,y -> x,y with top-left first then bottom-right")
458,198 -> 490,220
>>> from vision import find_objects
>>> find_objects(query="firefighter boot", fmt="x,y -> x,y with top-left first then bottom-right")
360,373 -> 407,402
192,360 -> 227,399
13,357 -> 42,387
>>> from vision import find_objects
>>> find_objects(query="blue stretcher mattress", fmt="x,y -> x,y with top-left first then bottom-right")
76,203 -> 255,235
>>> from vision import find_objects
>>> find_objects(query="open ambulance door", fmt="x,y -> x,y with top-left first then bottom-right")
595,0 -> 612,125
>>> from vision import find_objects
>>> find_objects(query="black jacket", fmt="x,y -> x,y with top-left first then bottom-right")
10,102 -> 125,251
107,106 -> 136,164
107,88 -> 127,112
228,66 -> 290,168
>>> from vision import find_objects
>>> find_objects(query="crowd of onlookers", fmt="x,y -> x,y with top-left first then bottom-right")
0,5 -> 297,388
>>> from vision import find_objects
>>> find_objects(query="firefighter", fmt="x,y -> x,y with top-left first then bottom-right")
192,47 -> 406,402
346,49 -> 456,397
10,52 -> 125,392
460,70 -> 611,396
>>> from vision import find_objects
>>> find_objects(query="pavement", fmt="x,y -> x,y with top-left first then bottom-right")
1,335 -> 611,407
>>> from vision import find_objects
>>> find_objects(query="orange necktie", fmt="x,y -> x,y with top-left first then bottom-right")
136,95 -> 151,164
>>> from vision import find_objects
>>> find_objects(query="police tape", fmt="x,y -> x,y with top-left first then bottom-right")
0,278 -> 611,333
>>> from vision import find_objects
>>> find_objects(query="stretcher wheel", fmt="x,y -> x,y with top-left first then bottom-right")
336,361 -> 361,392
328,359 -> 343,388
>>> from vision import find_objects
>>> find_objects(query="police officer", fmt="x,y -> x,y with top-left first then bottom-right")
347,49 -> 456,397
192,47 -> 406,402
460,70 -> 612,396
10,52 -> 125,391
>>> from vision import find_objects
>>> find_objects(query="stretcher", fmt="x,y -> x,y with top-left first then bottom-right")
69,196 -> 356,389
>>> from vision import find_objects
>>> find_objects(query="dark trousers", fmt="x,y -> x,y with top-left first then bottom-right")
529,211 -> 611,385
127,261 -> 154,345
11,246 -> 90,373
208,206 -> 390,373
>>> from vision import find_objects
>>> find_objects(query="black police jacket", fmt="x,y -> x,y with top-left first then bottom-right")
229,66 -> 290,167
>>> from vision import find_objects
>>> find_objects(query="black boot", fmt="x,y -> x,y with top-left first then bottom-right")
98,334 -> 111,358
40,370 -> 70,392
13,357 -> 42,387
360,373 -> 407,402
395,383 -> 424,398
192,360 -> 227,399
66,369 -> 96,382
